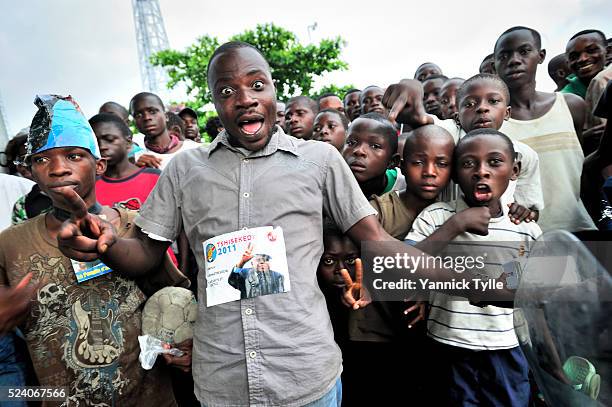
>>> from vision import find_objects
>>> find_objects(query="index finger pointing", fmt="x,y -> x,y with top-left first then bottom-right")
55,186 -> 88,220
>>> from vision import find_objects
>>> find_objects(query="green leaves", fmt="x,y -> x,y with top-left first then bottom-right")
151,23 -> 349,107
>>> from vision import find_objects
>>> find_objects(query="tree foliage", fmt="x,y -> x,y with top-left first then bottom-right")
151,23 -> 348,107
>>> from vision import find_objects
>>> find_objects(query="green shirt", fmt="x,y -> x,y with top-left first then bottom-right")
560,74 -> 587,98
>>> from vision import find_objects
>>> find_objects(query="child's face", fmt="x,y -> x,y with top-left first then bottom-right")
495,30 -> 545,87
132,95 -> 166,138
285,100 -> 316,139
318,234 -> 359,289
439,80 -> 462,120
455,134 -> 518,213
209,47 -> 277,151
319,96 -> 345,113
402,134 -> 454,201
360,87 -> 386,115
93,122 -> 131,167
30,147 -> 106,209
458,81 -> 510,132
423,78 -> 444,118
344,92 -> 361,121
415,64 -> 442,82
343,119 -> 396,183
566,33 -> 606,83
313,112 -> 346,152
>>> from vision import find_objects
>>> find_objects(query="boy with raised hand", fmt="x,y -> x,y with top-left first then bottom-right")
56,42 -> 509,407
0,95 -> 185,406
285,95 -> 318,140
406,129 -> 542,406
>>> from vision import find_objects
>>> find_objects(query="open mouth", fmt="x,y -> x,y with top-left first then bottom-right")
474,183 -> 492,202
238,117 -> 264,135
577,63 -> 595,74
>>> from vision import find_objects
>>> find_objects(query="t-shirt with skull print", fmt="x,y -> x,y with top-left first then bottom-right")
0,209 -> 177,407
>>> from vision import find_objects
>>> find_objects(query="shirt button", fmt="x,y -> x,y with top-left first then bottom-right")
248,351 -> 257,359
245,308 -> 253,315
243,158 -> 249,163
243,192 -> 250,198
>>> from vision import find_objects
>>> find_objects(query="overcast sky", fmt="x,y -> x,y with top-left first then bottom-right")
1,0 -> 610,137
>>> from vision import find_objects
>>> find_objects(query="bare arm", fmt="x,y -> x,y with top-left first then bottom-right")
563,93 -> 587,143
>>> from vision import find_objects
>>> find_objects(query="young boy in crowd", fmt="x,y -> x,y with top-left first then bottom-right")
425,73 -> 544,223
178,107 -> 201,142
205,116 -> 224,141
406,129 -> 542,406
91,113 -> 161,211
166,111 -> 186,141
479,54 -> 496,74
317,93 -> 345,113
439,77 -> 465,120
548,54 -> 572,92
0,95 -> 187,405
562,29 -> 608,99
494,26 -> 595,233
343,89 -> 361,122
99,101 -> 130,127
131,92 -> 200,170
342,113 -> 400,197
422,74 -> 448,119
414,62 -> 443,82
360,86 -> 387,116
275,101 -> 286,130
285,95 -> 318,139
312,108 -> 349,152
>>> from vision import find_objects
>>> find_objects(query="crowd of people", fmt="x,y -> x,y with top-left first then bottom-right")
0,24 -> 611,406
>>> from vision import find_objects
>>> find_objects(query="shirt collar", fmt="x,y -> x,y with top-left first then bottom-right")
207,125 -> 299,158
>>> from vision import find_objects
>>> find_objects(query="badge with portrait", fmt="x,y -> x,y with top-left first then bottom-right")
70,259 -> 112,283
203,226 -> 290,306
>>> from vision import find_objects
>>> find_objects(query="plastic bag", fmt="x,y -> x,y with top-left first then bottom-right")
138,335 -> 185,370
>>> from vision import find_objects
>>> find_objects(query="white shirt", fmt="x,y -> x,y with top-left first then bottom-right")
406,196 -> 542,350
0,174 -> 35,231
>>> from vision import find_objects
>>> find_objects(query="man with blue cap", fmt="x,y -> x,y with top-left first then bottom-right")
0,95 -> 185,406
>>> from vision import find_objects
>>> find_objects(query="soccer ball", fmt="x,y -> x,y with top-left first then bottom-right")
142,287 -> 197,344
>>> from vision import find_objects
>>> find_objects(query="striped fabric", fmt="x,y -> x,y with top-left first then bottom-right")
406,197 -> 542,350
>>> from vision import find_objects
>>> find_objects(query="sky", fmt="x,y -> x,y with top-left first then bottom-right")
1,0 -> 610,139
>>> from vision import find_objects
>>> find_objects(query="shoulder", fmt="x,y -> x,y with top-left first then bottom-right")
0,214 -> 43,246
140,167 -> 162,176
562,92 -> 586,110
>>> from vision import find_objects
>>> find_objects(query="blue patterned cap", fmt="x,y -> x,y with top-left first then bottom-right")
27,94 -> 100,161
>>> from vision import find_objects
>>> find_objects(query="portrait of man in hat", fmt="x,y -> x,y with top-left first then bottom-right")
228,243 -> 285,299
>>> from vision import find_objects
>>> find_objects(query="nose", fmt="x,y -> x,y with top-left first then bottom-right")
474,162 -> 490,179
236,89 -> 258,109
576,51 -> 590,64
48,156 -> 71,177
508,51 -> 521,67
423,162 -> 436,177
476,101 -> 489,113
352,142 -> 367,157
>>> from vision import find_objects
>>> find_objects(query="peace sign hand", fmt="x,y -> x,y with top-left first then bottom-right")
238,242 -> 254,267
56,187 -> 117,261
340,258 -> 371,310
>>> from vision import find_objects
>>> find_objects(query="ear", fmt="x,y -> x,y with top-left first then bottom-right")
388,152 -> 401,169
504,105 -> 511,121
538,48 -> 547,65
511,157 -> 520,181
96,158 -> 107,176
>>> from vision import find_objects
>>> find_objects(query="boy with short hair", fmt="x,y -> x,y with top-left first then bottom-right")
360,86 -> 387,116
342,113 -> 400,197
343,89 -> 361,121
414,62 -> 443,82
548,54 -> 571,92
317,93 -> 345,113
479,54 -> 496,74
423,74 -> 448,119
0,95 -> 186,405
312,109 -> 349,152
494,26 -> 595,232
130,92 -> 200,169
406,129 -> 542,406
285,95 -> 318,139
91,113 -> 161,211
439,77 -> 465,120
166,111 -> 186,141
562,29 -> 608,98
